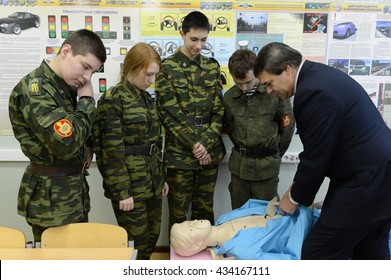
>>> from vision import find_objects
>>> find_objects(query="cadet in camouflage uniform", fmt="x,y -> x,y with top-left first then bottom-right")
8,29 -> 106,243
93,43 -> 168,260
224,49 -> 295,209
155,11 -> 226,230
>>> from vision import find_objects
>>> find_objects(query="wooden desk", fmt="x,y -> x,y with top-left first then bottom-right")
0,247 -> 136,260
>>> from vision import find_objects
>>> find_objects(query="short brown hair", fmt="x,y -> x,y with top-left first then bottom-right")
228,49 -> 256,79
60,29 -> 106,63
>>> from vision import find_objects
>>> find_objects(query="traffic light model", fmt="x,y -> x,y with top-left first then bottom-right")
85,16 -> 93,31
102,16 -> 110,39
61,15 -> 69,38
48,15 -> 56,38
99,78 -> 107,93
123,16 -> 131,39
46,46 -> 60,55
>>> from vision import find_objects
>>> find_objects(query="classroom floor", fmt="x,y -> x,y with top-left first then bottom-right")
150,247 -> 169,260
150,252 -> 169,260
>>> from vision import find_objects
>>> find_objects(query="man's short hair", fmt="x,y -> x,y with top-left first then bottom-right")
60,29 -> 107,63
254,42 -> 302,76
181,11 -> 209,34
228,49 -> 256,79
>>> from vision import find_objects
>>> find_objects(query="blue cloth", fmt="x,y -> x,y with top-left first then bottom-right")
212,199 -> 319,260
389,230 -> 391,253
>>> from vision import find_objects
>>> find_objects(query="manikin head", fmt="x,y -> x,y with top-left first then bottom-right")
170,220 -> 213,256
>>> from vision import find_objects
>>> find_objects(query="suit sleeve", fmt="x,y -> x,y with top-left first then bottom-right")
291,90 -> 342,206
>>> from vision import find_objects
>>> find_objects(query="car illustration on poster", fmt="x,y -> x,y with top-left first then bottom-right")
0,12 -> 40,35
328,59 -> 349,74
333,22 -> 357,39
349,59 -> 370,75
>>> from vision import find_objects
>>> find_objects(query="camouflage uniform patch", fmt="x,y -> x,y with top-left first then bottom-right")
53,119 -> 73,137
28,78 -> 41,96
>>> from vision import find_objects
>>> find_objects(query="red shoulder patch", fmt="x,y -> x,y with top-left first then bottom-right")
53,119 -> 73,137
281,115 -> 292,128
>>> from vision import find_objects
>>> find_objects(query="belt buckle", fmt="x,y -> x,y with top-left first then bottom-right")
194,116 -> 203,127
149,143 -> 157,155
239,147 -> 247,157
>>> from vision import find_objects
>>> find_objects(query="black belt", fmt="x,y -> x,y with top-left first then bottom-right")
30,163 -> 84,176
125,144 -> 157,156
234,146 -> 278,158
186,115 -> 212,127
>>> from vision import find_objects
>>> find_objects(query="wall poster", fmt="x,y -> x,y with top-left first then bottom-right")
1,0 -> 391,135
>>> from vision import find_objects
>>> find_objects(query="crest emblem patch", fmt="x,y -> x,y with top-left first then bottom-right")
53,119 -> 73,137
282,115 -> 292,128
28,78 -> 41,95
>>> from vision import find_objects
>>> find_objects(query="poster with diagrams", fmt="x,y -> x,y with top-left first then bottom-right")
1,0 -> 391,135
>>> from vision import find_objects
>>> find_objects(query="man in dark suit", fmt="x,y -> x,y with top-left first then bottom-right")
254,42 -> 391,260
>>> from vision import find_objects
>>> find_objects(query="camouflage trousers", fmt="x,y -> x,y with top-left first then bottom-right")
228,173 -> 279,209
111,197 -> 162,260
167,166 -> 219,230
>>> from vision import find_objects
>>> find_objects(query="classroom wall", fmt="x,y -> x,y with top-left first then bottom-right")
0,135 -> 329,245
4,0 -> 381,246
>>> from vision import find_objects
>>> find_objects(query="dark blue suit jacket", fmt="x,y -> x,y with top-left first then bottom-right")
291,61 -> 391,228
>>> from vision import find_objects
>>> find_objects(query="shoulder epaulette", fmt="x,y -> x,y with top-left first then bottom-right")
102,86 -> 119,101
28,78 -> 42,96
208,56 -> 220,67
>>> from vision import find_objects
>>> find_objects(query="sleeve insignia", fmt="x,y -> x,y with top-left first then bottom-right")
282,115 -> 292,128
28,78 -> 41,96
53,119 -> 73,137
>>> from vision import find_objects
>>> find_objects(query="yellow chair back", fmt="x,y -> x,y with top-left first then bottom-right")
0,227 -> 26,248
41,223 -> 128,248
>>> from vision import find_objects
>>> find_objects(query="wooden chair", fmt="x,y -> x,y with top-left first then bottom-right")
41,223 -> 128,248
0,226 -> 26,248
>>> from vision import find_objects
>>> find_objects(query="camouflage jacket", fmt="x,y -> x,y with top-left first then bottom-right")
155,48 -> 226,169
8,60 -> 93,226
223,83 -> 295,181
93,80 -> 165,201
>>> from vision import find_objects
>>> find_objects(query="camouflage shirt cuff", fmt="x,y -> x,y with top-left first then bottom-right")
115,188 -> 133,201
199,136 -> 212,152
77,98 -> 96,115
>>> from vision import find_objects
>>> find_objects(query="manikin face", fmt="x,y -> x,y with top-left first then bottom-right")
59,44 -> 102,88
258,66 -> 296,99
170,220 -> 212,256
180,28 -> 208,60
128,61 -> 160,91
232,69 -> 258,93
187,219 -> 212,230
